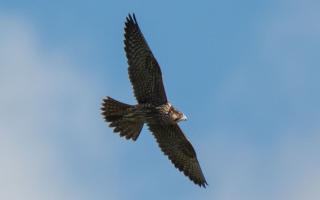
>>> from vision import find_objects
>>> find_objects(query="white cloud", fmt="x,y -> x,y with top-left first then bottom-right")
0,15 -> 120,200
276,127 -> 320,200
199,127 -> 320,200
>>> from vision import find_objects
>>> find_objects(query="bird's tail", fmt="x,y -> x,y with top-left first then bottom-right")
101,96 -> 143,141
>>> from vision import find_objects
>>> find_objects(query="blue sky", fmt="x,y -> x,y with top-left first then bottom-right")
1,0 -> 320,200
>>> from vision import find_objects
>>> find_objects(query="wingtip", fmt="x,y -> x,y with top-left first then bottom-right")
126,13 -> 138,25
201,181 -> 208,188
196,179 -> 208,188
132,13 -> 137,22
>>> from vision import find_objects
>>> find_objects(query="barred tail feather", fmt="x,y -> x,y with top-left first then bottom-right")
101,96 -> 143,141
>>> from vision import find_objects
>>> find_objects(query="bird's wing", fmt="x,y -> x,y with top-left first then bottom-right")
124,14 -> 167,106
148,123 -> 208,187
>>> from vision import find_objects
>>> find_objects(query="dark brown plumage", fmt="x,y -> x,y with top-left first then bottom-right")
101,13 -> 207,187
124,14 -> 167,106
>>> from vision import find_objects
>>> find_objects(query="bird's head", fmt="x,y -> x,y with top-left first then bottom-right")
169,104 -> 187,123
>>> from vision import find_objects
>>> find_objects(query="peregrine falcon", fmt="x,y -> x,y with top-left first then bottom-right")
101,14 -> 207,187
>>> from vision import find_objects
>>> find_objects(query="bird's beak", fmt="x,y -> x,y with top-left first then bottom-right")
180,114 -> 187,121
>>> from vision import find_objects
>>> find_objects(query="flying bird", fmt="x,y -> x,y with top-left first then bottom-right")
101,14 -> 207,187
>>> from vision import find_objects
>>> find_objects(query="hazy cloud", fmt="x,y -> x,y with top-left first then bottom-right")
0,15 -> 121,200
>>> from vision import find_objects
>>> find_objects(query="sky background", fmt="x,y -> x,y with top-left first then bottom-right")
0,0 -> 320,200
